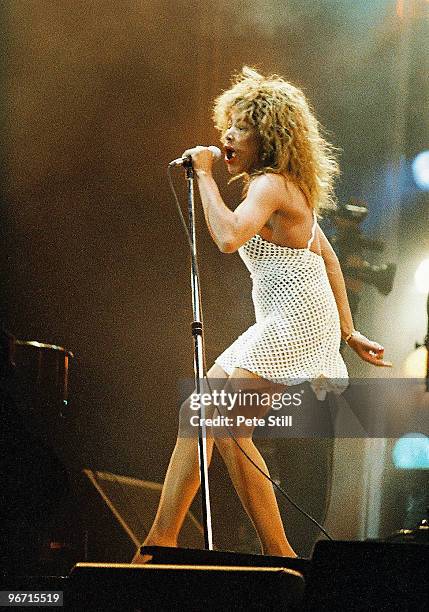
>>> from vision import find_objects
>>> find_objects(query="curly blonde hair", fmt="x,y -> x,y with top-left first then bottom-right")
213,66 -> 340,211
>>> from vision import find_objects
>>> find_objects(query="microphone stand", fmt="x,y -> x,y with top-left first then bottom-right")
185,163 -> 213,550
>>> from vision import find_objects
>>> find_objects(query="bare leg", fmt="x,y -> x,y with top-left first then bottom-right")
213,368 -> 297,557
132,365 -> 297,562
131,364 -> 227,563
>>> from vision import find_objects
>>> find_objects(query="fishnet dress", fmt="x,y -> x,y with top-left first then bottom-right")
215,212 -> 348,397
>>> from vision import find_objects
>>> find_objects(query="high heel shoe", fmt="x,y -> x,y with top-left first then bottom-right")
130,545 -> 153,565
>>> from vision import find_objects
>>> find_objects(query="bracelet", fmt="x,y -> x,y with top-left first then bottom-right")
344,330 -> 359,344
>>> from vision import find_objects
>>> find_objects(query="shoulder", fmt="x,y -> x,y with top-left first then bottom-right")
249,171 -> 286,190
247,172 -> 286,203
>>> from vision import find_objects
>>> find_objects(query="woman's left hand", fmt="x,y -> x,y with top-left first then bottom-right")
347,332 -> 393,367
181,146 -> 215,174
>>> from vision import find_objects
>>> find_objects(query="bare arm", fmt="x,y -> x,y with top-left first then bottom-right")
185,147 -> 281,252
319,227 -> 354,340
197,172 -> 282,252
319,226 -> 392,367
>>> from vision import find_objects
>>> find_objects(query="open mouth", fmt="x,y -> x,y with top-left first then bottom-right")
224,146 -> 237,161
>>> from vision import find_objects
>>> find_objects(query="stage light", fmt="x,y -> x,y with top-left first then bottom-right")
403,346 -> 427,378
414,258 -> 429,294
412,151 -> 429,190
392,433 -> 429,469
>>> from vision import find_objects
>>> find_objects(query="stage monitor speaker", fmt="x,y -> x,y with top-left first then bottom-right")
69,562 -> 304,611
136,544 -> 311,577
304,540 -> 428,610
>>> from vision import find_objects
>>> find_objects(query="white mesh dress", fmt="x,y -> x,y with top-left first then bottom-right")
215,211 -> 348,397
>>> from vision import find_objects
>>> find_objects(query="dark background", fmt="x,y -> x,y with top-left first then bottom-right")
1,1 -> 428,556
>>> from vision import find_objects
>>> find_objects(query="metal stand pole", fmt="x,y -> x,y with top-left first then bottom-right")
186,165 -> 213,550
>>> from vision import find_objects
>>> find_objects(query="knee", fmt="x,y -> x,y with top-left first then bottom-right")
178,397 -> 196,435
178,397 -> 215,437
213,429 -> 241,456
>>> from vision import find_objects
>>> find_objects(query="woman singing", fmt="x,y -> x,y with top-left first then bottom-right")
133,67 -> 391,562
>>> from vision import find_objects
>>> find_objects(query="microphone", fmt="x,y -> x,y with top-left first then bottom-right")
169,146 -> 222,167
